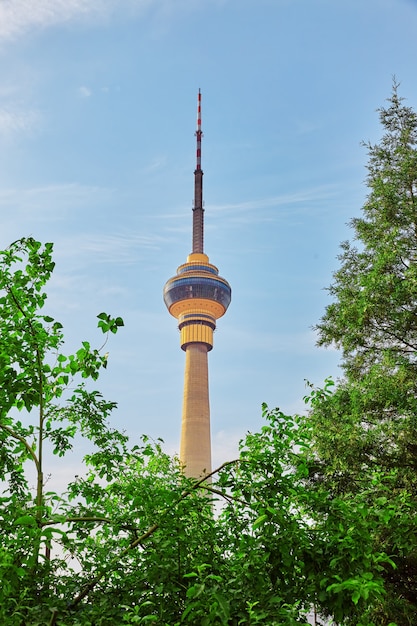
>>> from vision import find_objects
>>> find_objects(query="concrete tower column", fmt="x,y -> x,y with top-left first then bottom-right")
180,343 -> 211,477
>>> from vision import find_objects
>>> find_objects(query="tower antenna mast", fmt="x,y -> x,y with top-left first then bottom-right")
193,89 -> 204,254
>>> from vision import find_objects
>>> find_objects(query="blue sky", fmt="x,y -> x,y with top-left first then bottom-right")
1,0 -> 417,472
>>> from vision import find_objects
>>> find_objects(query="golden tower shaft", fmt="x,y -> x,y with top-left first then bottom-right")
180,343 -> 211,477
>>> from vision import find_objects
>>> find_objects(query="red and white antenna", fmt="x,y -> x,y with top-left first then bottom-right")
193,89 -> 204,253
195,88 -> 202,171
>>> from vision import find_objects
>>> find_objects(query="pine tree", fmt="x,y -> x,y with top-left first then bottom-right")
311,83 -> 417,624
317,81 -> 417,379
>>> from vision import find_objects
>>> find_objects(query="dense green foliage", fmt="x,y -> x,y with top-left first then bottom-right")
310,83 -> 417,625
0,238 -> 394,626
316,83 -> 417,380
1,85 -> 417,625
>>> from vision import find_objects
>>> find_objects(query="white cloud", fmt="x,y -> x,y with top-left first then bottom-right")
0,0 -> 97,40
0,107 -> 39,134
0,183 -> 169,269
0,182 -> 113,215
78,86 -> 92,98
0,0 -> 152,41
158,186 -> 338,224
142,155 -> 167,173
75,232 -> 165,262
210,185 -> 338,216
0,183 -> 116,247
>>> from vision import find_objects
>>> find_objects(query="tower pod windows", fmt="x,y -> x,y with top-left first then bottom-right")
163,276 -> 231,310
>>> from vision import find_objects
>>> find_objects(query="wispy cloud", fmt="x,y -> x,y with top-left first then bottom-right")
77,86 -> 92,98
0,183 -> 169,269
47,230 -> 168,270
210,185 -> 338,216
0,0 -> 152,42
0,107 -> 39,135
0,0 -> 97,40
141,155 -> 167,174
75,231 -> 166,263
0,182 -> 114,216
158,185 -> 339,228
0,183 -> 117,248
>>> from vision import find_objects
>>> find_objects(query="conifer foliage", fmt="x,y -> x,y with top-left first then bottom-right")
317,82 -> 417,379
311,83 -> 417,625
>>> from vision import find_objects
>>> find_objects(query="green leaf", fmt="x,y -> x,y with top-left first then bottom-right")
252,514 -> 267,529
15,515 -> 37,527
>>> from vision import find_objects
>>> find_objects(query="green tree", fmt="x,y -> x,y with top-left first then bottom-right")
316,81 -> 417,380
1,238 -> 391,625
311,83 -> 417,624
0,237 -> 128,623
0,237 -> 301,624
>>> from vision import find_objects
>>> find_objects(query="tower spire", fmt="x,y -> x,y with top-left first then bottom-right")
193,89 -> 204,254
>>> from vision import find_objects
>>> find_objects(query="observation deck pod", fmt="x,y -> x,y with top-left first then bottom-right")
163,253 -> 231,350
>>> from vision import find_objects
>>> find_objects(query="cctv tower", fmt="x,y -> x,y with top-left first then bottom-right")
163,91 -> 231,479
